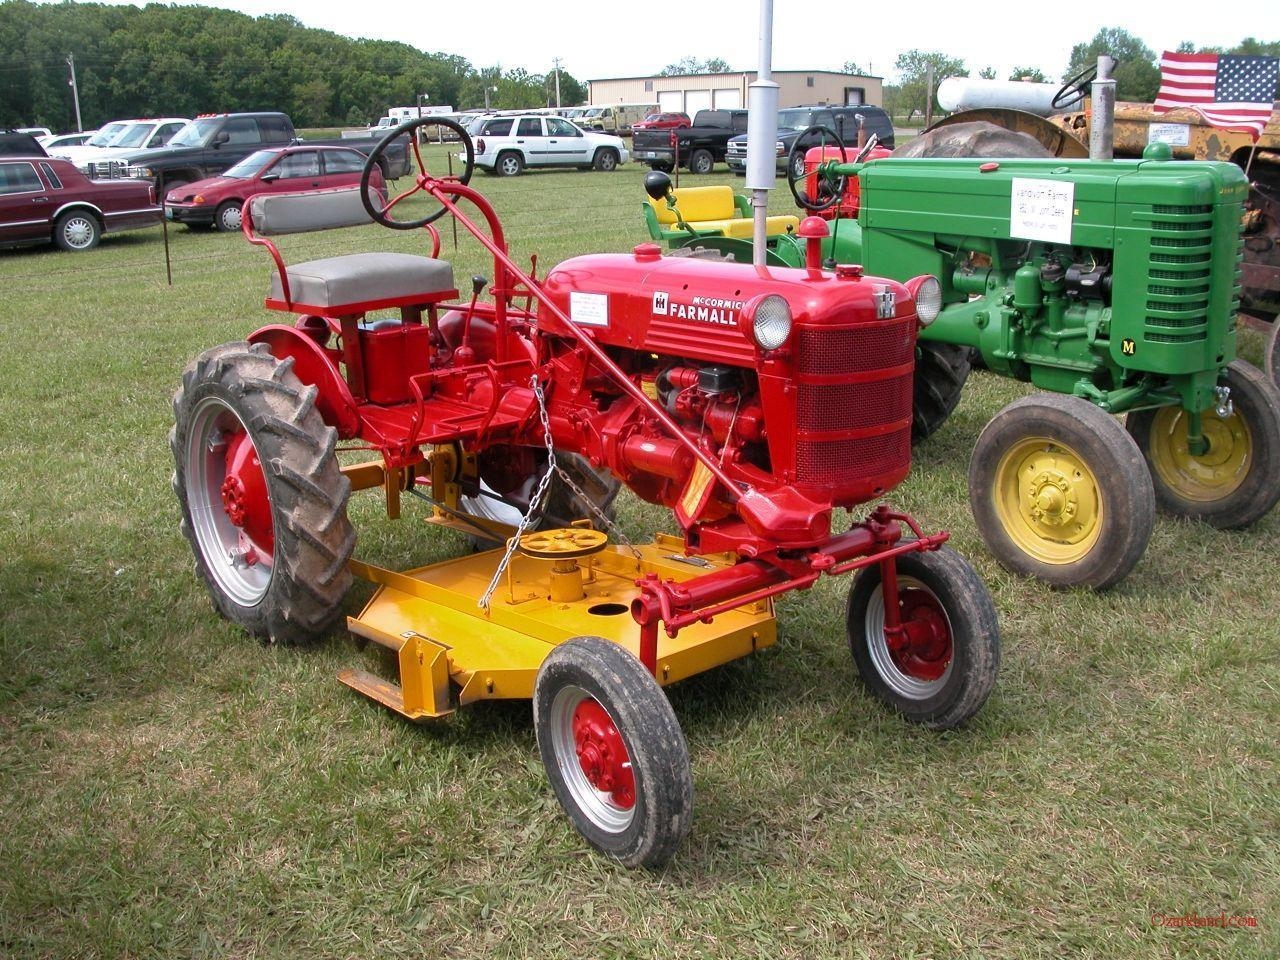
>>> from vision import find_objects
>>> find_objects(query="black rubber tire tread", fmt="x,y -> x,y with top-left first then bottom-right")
1125,359 -> 1280,529
1265,321 -> 1280,391
52,210 -> 100,251
592,148 -> 619,172
969,394 -> 1154,590
533,636 -> 692,868
688,149 -> 714,175
912,341 -> 973,443
214,200 -> 242,232
496,151 -> 524,177
170,341 -> 355,646
846,545 -> 1000,730
466,451 -> 622,549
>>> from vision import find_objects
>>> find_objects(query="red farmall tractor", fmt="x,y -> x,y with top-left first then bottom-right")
170,118 -> 1001,868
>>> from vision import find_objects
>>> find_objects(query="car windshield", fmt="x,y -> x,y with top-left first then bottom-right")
777,109 -> 824,132
222,150 -> 279,178
84,122 -> 130,147
166,118 -> 219,148
111,124 -> 156,148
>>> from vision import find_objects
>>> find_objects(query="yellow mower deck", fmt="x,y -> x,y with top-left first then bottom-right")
340,532 -> 777,720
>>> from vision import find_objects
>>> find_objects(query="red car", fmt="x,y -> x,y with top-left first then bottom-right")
631,112 -> 691,132
0,155 -> 160,252
164,145 -> 386,232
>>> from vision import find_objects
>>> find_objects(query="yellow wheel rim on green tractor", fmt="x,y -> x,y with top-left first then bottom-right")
992,437 -> 1103,565
1143,405 -> 1251,503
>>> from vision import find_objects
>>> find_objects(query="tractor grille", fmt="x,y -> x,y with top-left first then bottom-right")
1142,205 -> 1214,346
792,317 -> 915,503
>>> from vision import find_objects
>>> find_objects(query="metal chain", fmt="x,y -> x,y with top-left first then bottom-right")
477,375 -> 638,609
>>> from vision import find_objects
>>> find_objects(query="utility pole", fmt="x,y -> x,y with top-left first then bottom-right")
552,57 -> 563,109
66,53 -> 82,132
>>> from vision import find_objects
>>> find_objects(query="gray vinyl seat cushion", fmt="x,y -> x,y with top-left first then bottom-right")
270,252 -> 455,309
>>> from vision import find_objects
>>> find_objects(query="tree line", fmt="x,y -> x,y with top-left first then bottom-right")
0,0 -> 589,130
849,29 -> 1279,120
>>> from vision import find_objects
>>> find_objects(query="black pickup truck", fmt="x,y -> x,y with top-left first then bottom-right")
631,108 -> 748,174
109,112 -> 412,193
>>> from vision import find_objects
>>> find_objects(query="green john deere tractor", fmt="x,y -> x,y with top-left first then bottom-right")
644,130 -> 1280,590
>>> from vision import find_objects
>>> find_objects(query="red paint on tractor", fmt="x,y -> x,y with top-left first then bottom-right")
220,430 -> 273,556
573,699 -> 635,809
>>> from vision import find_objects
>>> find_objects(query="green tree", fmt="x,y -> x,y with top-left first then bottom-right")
1066,28 -> 1160,102
978,66 -> 997,80
1008,67 -> 1048,82
659,56 -> 732,76
894,50 -> 966,119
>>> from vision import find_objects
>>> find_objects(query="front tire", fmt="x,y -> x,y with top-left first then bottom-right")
534,637 -> 692,869
969,394 -> 1154,590
214,200 -> 243,232
1125,360 -> 1280,528
912,341 -> 973,443
53,210 -> 101,251
170,342 -> 355,645
846,546 -> 1000,729
687,149 -> 714,175
592,148 -> 619,172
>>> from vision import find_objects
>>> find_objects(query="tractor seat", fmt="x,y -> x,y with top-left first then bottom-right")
246,187 -> 458,314
268,252 -> 455,312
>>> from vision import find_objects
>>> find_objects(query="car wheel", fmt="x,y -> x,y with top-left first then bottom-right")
215,200 -> 243,232
649,161 -> 673,173
592,148 -> 619,172
53,210 -> 101,252
496,152 -> 524,177
688,149 -> 714,175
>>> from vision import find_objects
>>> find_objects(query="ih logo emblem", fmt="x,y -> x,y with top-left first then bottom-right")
1122,338 -> 1136,356
652,291 -> 669,315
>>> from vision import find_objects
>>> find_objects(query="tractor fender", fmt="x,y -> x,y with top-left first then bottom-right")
248,324 -> 361,438
909,109 -> 1088,159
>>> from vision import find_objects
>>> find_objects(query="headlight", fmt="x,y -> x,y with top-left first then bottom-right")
748,294 -> 792,351
775,141 -> 785,156
907,275 -> 942,326
129,167 -> 154,179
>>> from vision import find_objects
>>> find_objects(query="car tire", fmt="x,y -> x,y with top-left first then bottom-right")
649,161 -> 673,173
688,149 -> 714,175
496,152 -> 524,177
592,148 -> 619,172
53,210 -> 101,252
214,200 -> 243,233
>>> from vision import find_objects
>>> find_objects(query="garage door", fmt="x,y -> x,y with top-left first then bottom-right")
684,90 -> 713,115
713,88 -> 742,108
657,91 -> 684,113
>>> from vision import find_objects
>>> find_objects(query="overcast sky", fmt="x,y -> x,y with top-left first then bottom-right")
73,0 -> 1280,84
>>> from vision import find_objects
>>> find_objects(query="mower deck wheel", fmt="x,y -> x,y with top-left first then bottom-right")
1125,359 -> 1280,529
534,637 -> 692,869
969,393 -> 1154,590
846,545 -> 1000,729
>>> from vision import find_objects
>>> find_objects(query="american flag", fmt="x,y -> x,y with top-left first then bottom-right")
1154,51 -> 1279,140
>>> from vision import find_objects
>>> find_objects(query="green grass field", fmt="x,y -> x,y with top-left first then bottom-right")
1,155 -> 1276,959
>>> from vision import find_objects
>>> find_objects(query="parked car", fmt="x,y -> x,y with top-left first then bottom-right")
47,119 -> 147,164
632,112 -> 691,132
0,155 -> 160,251
0,131 -> 47,157
164,144 -> 386,232
467,114 -> 628,176
71,117 -> 190,178
38,131 -> 97,150
725,105 -> 896,177
16,126 -> 52,138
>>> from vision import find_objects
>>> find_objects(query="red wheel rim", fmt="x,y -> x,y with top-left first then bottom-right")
888,587 -> 953,682
220,429 -> 274,558
571,699 -> 635,810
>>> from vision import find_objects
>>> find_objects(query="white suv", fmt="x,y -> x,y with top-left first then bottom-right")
468,114 -> 628,176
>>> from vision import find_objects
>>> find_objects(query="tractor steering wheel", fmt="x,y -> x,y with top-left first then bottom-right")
360,116 -> 475,230
1051,64 -> 1097,110
786,124 -> 848,213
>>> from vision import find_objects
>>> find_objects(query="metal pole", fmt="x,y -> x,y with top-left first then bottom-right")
1089,56 -> 1116,161
66,53 -> 82,132
553,57 -> 563,109
746,0 -> 779,267
924,64 -> 934,128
